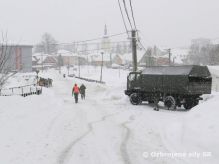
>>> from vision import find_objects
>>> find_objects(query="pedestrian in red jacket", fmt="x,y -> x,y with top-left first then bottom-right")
72,84 -> 79,103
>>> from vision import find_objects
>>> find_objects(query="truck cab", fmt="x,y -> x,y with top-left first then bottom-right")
125,72 -> 141,96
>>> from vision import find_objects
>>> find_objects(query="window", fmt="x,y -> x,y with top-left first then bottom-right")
136,74 -> 141,80
128,74 -> 135,81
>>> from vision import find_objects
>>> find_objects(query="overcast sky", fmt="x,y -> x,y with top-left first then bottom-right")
0,0 -> 219,47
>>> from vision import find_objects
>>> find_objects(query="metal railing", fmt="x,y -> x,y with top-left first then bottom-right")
75,76 -> 105,84
0,84 -> 42,97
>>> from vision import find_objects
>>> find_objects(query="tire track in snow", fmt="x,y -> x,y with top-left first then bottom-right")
58,123 -> 92,164
46,111 -> 64,138
58,111 -> 122,164
120,116 -> 135,164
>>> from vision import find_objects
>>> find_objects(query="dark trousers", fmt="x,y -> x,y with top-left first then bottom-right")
74,93 -> 78,103
81,93 -> 85,99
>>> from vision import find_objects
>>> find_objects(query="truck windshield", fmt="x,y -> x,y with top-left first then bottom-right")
128,74 -> 135,81
128,73 -> 141,81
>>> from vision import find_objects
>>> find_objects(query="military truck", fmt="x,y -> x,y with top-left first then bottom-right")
125,65 -> 212,110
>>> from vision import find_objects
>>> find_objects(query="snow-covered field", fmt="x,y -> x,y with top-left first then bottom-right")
0,66 -> 219,164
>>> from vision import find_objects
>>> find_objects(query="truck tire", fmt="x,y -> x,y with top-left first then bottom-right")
130,93 -> 142,105
148,100 -> 154,104
164,96 -> 176,110
183,99 -> 197,110
183,103 -> 193,110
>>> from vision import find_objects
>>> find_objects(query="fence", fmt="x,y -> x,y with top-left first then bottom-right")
0,84 -> 42,97
75,76 -> 105,84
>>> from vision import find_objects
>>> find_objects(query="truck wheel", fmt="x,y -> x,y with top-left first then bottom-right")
194,100 -> 199,106
183,99 -> 197,110
183,103 -> 193,110
148,100 -> 154,104
164,96 -> 176,110
130,93 -> 142,105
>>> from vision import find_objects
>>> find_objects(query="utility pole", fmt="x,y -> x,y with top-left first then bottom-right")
100,52 -> 104,82
148,48 -> 152,66
173,57 -> 176,66
67,56 -> 70,76
87,53 -> 89,74
58,54 -> 61,74
131,30 -> 137,71
41,52 -> 44,72
168,48 -> 171,66
78,53 -> 81,78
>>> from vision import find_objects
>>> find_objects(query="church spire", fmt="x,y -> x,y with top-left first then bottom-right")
104,24 -> 107,36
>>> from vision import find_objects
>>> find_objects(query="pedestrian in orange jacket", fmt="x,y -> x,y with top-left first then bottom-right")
72,84 -> 80,103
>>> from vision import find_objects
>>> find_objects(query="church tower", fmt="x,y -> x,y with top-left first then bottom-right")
101,24 -> 111,52
104,24 -> 108,37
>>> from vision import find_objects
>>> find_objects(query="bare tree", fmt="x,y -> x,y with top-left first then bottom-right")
187,42 -> 219,65
0,33 -> 15,88
34,33 -> 58,54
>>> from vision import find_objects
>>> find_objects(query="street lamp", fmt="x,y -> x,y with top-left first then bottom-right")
36,70 -> 39,85
100,51 -> 104,82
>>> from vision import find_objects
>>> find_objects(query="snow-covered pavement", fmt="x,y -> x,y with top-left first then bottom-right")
0,67 -> 218,164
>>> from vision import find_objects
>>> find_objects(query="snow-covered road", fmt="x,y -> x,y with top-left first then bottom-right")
0,68 -> 218,164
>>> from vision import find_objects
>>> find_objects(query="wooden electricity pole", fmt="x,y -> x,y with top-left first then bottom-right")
131,30 -> 137,72
168,48 -> 171,66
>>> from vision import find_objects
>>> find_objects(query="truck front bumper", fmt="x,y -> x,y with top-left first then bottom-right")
124,90 -> 131,96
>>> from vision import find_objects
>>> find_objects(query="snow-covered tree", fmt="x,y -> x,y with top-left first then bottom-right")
35,33 -> 58,54
187,41 -> 219,65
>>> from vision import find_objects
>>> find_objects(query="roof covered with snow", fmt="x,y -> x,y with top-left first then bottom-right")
141,65 -> 210,76
120,50 -> 146,63
57,49 -> 80,57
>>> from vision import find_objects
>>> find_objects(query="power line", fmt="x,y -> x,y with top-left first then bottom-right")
128,0 -> 141,52
69,32 -> 128,44
128,0 -> 140,42
138,40 -> 147,52
117,0 -> 129,37
129,0 -> 137,31
58,40 -> 130,46
34,40 -> 130,48
122,0 -> 133,30
32,46 -> 125,57
137,30 -> 147,52
35,32 -> 129,47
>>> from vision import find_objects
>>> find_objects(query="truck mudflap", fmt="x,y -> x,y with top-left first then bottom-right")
180,96 -> 203,104
197,97 -> 203,100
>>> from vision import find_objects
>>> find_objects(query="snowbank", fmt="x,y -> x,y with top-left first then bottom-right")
1,66 -> 219,164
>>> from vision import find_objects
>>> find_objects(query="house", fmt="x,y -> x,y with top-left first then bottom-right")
43,56 -> 57,66
32,56 -> 39,66
138,46 -> 189,66
139,56 -> 156,66
89,52 -> 111,66
57,50 -> 87,66
156,56 -> 170,66
171,48 -> 189,65
112,54 -> 123,65
1,45 -> 33,72
32,53 -> 57,71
